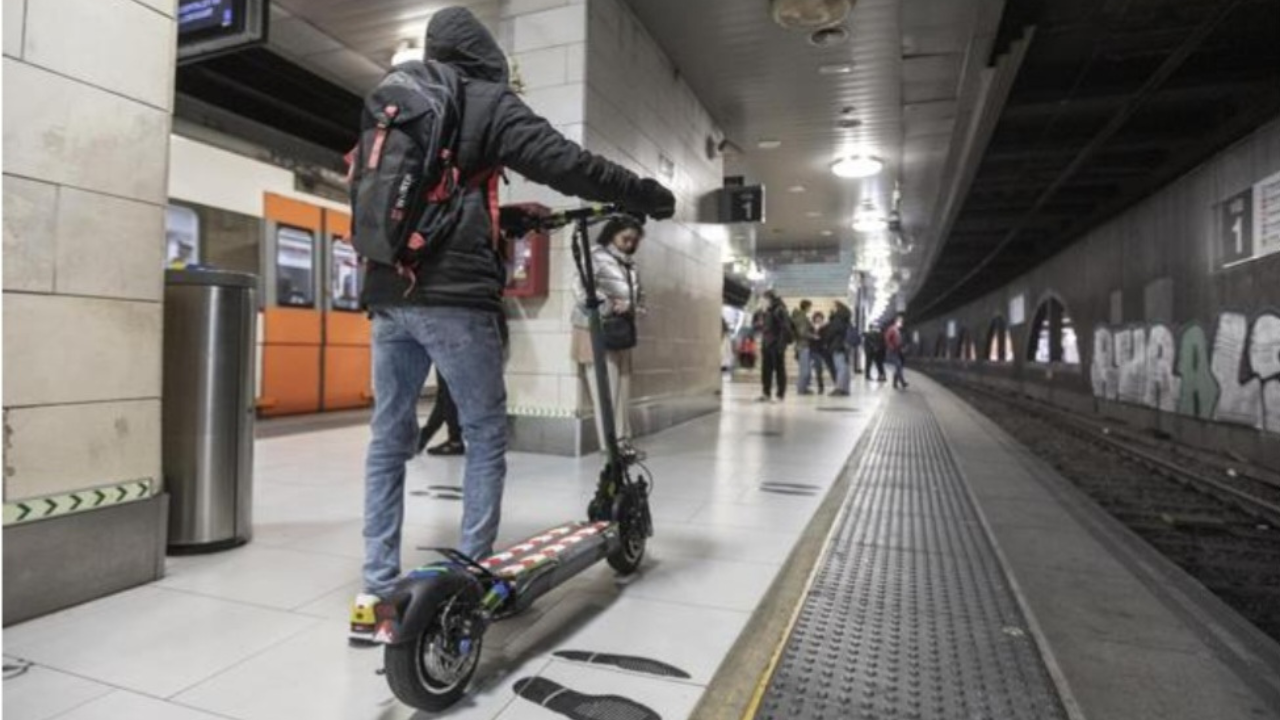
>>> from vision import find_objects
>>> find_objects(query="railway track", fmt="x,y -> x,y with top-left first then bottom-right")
957,380 -> 1280,526
938,375 -> 1280,643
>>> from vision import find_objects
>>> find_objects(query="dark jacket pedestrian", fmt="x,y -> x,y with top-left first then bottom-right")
355,5 -> 676,618
756,292 -> 791,401
864,326 -> 887,381
361,10 -> 674,312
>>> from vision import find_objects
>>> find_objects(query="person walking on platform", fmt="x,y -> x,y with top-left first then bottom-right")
416,376 -> 464,456
756,291 -> 792,402
351,6 -> 676,644
810,311 -> 832,394
572,215 -> 646,460
864,324 -> 887,382
886,314 -> 909,389
791,300 -> 817,395
825,302 -> 853,396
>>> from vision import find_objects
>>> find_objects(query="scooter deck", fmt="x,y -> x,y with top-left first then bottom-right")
481,521 -> 620,612
481,521 -> 612,576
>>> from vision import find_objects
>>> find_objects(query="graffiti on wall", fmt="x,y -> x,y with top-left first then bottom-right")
1091,311 -> 1280,434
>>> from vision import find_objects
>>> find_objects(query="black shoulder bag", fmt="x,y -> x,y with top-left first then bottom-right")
601,263 -> 638,351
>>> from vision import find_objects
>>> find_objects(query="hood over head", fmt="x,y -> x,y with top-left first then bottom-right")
426,7 -> 508,84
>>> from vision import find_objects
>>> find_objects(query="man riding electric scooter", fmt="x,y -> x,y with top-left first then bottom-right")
350,7 -> 676,644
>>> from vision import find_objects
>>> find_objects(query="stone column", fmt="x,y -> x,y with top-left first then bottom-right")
3,0 -> 176,624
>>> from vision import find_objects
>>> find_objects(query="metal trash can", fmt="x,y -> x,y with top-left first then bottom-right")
163,269 -> 257,552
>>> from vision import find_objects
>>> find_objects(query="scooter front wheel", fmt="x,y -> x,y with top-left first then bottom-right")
607,490 -> 648,575
385,572 -> 485,712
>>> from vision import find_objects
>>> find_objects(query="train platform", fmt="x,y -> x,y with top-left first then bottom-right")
5,378 -> 1280,720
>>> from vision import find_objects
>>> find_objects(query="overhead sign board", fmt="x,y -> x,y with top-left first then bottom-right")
178,0 -> 269,64
723,185 -> 765,224
1219,170 -> 1280,269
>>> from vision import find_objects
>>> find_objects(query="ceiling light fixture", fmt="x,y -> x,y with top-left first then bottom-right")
757,139 -> 783,150
787,185 -> 807,193
818,62 -> 854,75
771,0 -> 852,29
806,211 -> 823,217
831,154 -> 884,179
821,230 -> 834,236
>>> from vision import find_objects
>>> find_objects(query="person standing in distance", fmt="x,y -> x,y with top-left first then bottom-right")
755,291 -> 792,403
351,7 -> 676,644
886,314 -> 909,389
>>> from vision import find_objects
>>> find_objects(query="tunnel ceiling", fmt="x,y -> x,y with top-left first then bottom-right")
909,0 -> 1280,322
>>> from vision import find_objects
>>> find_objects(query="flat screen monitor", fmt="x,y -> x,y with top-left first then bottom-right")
177,0 -> 269,64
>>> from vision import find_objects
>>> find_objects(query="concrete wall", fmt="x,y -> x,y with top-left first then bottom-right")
3,0 -> 176,623
494,0 -> 726,453
913,116 -> 1280,468
583,0 -> 725,414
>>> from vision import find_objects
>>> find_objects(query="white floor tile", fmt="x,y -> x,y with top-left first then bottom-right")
1,661 -> 113,720
536,595 -> 750,685
648,522 -> 801,566
686,501 -> 822,533
4,586 -> 316,698
614,555 -> 780,613
48,691 -> 229,720
159,544 -> 361,610
174,622 -> 438,720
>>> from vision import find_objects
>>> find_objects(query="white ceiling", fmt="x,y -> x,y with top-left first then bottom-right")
269,0 -> 1003,290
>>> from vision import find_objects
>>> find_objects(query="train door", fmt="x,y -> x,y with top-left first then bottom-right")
258,193 -> 323,416
321,209 -> 374,410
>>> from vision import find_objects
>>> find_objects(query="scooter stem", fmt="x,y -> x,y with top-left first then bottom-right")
572,217 -> 624,465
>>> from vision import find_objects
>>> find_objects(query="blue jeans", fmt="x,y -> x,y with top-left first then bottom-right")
363,306 -> 508,596
834,351 -> 850,393
797,345 -> 812,393
890,350 -> 906,387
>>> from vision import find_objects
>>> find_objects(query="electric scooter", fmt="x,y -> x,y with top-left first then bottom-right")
377,204 -> 655,712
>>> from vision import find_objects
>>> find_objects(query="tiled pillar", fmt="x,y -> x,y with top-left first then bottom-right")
494,0 -> 725,454
3,0 -> 176,624
496,0 -> 594,453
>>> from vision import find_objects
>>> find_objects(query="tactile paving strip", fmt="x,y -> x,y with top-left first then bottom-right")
755,395 -> 1068,720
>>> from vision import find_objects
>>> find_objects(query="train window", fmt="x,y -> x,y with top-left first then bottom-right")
1027,297 -> 1079,365
331,238 -> 361,311
276,225 -> 315,307
165,205 -> 200,266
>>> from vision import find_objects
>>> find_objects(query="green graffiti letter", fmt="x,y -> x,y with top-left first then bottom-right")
1177,324 -> 1218,419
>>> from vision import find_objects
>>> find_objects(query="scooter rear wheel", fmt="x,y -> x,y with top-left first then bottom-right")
385,572 -> 485,712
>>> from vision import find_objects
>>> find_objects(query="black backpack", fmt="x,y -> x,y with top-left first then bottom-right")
348,59 -> 465,270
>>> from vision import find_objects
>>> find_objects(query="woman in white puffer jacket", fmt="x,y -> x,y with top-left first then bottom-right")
571,215 -> 646,457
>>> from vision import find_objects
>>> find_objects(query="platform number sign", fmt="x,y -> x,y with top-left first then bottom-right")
1220,188 -> 1254,267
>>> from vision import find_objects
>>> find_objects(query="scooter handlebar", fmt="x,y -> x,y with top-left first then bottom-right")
500,204 -> 643,237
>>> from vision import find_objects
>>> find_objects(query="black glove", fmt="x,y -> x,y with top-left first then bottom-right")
635,178 -> 676,220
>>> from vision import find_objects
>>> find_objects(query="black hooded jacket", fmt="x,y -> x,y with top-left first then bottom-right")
362,7 -> 665,313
